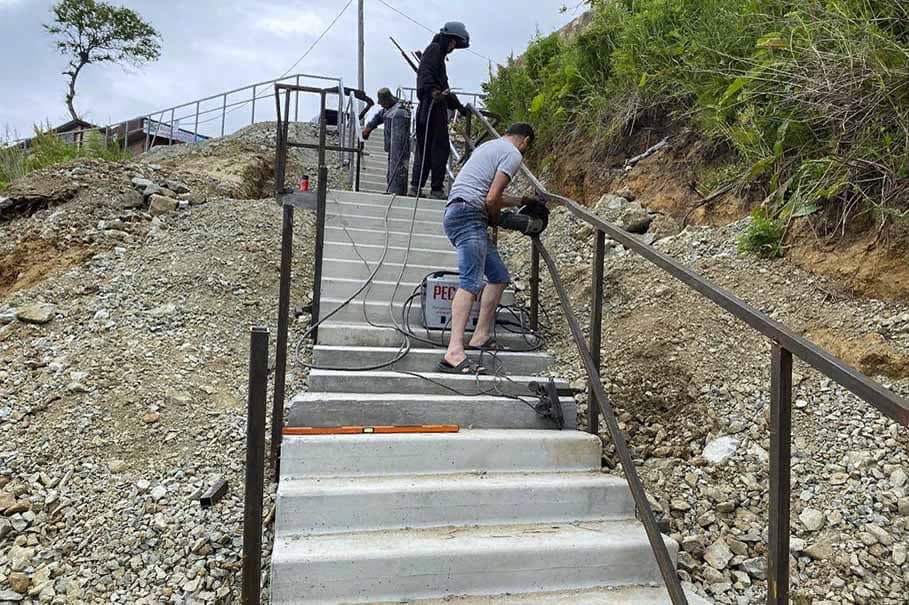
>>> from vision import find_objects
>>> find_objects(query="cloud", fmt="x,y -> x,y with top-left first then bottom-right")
255,14 -> 328,38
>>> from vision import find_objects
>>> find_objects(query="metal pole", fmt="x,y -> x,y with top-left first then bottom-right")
530,245 -> 540,331
221,94 -> 227,137
169,109 -> 175,145
144,116 -> 150,152
251,85 -> 257,124
294,75 -> 300,122
588,230 -> 606,434
241,327 -> 269,605
194,101 -> 200,144
768,343 -> 793,605
358,0 -> 365,94
310,93 -> 329,341
271,204 -> 294,477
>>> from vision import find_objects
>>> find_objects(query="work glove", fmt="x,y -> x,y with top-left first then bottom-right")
431,88 -> 448,103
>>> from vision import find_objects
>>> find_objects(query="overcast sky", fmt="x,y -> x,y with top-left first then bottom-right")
0,0 -> 583,139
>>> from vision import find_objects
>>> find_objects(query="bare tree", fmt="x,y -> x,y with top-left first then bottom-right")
44,0 -> 161,121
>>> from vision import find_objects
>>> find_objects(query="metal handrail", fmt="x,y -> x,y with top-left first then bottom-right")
465,104 -> 909,605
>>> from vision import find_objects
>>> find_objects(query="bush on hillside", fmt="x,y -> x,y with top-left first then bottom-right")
484,0 -> 909,251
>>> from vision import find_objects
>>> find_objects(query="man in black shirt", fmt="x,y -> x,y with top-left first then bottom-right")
410,21 -> 470,199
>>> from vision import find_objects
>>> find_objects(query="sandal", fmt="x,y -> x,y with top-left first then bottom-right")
437,357 -> 486,375
467,336 -> 498,351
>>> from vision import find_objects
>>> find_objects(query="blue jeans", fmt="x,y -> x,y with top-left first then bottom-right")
443,201 -> 510,295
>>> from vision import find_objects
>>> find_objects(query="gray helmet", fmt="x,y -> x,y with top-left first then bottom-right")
441,21 -> 470,49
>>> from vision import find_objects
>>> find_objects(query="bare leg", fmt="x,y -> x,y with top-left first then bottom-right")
468,283 -> 507,347
444,288 -> 477,367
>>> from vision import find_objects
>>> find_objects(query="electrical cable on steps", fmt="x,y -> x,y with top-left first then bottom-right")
290,99 -> 552,414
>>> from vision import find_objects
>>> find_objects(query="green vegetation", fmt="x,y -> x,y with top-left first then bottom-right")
0,129 -> 130,191
739,208 -> 785,258
485,0 -> 909,252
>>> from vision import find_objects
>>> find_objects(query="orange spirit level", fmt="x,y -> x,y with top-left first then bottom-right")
284,425 -> 460,436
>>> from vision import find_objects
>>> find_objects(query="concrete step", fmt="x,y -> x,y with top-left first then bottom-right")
311,345 -> 551,374
307,369 -> 567,397
317,297 -> 524,327
379,586 -> 711,604
323,226 -> 450,249
329,190 -> 448,208
287,391 -> 574,430
325,212 -> 444,234
325,200 -> 443,221
280,429 -> 601,478
360,176 -> 391,190
322,242 -> 456,266
275,471 -> 633,537
321,258 -> 456,283
270,520 -> 677,604
316,322 -> 542,349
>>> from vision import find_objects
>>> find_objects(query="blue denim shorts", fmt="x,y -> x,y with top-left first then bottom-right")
443,201 -> 510,295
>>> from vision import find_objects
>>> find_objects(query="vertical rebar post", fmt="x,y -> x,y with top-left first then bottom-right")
768,343 -> 793,605
294,75 -> 300,122
310,91 -> 329,342
144,116 -> 151,152
241,327 -> 269,605
169,109 -> 175,145
530,245 -> 540,332
588,229 -> 606,434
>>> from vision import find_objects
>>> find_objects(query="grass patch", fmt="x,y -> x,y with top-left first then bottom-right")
739,208 -> 785,258
1,127 -> 130,191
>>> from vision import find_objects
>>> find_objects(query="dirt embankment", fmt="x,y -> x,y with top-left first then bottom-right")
533,122 -> 909,302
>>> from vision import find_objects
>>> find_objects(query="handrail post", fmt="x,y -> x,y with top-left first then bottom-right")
588,229 -> 606,434
251,85 -> 257,124
768,343 -> 793,605
193,101 -> 200,144
310,91 -> 329,342
530,245 -> 540,332
294,75 -> 300,122
169,109 -> 175,145
241,327 -> 269,605
271,89 -> 293,479
465,111 -> 473,160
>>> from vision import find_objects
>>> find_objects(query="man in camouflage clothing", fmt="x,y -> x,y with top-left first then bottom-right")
363,88 -> 411,195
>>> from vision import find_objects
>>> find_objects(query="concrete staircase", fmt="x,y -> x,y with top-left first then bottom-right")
269,130 -> 707,604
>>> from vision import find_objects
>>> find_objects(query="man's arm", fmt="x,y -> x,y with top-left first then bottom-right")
363,109 -> 385,139
485,172 -> 526,226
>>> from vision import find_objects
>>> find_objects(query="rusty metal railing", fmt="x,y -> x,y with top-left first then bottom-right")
464,104 -> 909,605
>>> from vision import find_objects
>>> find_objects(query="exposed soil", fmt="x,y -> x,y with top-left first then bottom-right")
0,238 -> 92,298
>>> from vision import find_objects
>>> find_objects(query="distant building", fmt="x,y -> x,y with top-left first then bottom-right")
15,118 -> 209,157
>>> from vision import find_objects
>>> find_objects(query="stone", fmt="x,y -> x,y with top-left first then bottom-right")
16,303 -> 57,325
148,194 -> 179,216
621,206 -> 653,234
701,566 -> 726,584
671,498 -> 691,511
726,538 -> 749,556
891,468 -> 907,488
148,303 -> 177,318
4,500 -> 29,515
7,572 -> 30,593
0,589 -> 24,602
8,544 -> 34,571
164,179 -> 191,194
740,557 -> 766,580
703,436 -> 739,465
899,497 -> 909,516
131,177 -> 154,190
704,540 -> 734,570
0,309 -> 16,324
142,411 -> 160,424
682,535 -> 706,557
108,460 -> 128,474
150,485 -> 167,501
864,524 -> 893,546
648,214 -> 682,241
136,479 -> 151,491
0,490 -> 16,512
799,507 -> 825,532
893,543 -> 907,565
615,188 -> 636,202
804,540 -> 835,560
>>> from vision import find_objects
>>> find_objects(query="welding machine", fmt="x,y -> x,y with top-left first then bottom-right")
421,272 -> 482,330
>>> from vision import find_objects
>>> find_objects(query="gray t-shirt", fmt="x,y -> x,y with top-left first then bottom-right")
448,137 -> 523,211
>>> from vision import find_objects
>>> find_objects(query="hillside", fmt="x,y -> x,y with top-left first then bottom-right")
487,0 -> 909,300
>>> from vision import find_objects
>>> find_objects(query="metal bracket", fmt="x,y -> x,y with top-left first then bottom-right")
529,378 -> 565,429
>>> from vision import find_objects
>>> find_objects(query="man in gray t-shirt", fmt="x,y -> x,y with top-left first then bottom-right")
438,123 -> 537,374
